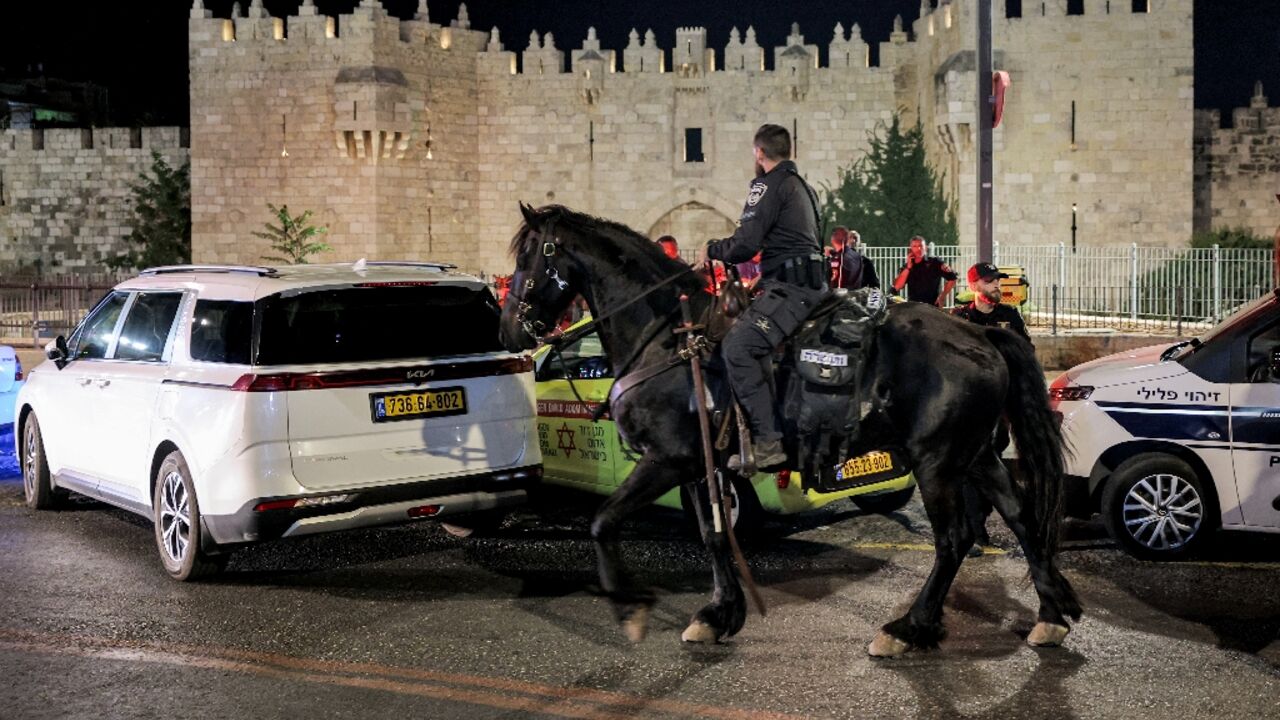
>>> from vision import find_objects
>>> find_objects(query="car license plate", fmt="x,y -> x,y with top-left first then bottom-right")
371,387 -> 467,423
836,451 -> 894,481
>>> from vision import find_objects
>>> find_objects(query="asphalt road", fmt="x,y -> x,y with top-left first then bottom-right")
0,460 -> 1277,720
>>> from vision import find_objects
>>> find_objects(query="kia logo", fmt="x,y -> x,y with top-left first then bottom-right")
407,370 -> 434,380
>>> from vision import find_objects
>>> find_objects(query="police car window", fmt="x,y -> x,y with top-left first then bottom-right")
1247,322 -> 1280,383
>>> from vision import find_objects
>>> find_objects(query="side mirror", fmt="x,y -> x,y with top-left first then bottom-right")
45,335 -> 69,370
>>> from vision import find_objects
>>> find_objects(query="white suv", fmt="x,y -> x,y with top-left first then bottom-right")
15,263 -> 540,580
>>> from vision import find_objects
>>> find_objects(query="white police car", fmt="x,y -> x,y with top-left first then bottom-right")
1,345 -> 22,438
1050,289 -> 1280,559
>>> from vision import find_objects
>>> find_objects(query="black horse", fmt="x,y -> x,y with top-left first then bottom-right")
499,204 -> 1081,656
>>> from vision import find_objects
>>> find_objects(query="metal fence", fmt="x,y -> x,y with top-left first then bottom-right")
858,243 -> 1274,335
0,275 -> 125,347
1,244 -> 1274,346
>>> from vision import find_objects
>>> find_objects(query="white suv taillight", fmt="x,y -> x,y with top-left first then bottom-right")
14,356 -> 22,382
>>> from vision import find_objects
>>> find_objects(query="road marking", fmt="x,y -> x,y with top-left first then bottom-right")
849,541 -> 1007,555
0,628 -> 801,720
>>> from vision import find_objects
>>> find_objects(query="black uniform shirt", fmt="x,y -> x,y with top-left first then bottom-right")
952,301 -> 1031,343
830,247 -> 880,289
897,256 -> 957,304
706,160 -> 822,279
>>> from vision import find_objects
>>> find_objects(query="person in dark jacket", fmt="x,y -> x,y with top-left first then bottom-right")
696,124 -> 827,470
892,236 -> 956,306
951,262 -> 1030,340
951,261 -> 1031,555
827,227 -> 879,290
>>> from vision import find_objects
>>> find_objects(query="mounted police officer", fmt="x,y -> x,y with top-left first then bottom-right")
696,124 -> 827,470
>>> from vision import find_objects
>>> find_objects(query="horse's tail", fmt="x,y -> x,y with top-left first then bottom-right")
985,329 -> 1065,557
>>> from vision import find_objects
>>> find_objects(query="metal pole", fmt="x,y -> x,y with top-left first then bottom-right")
1213,243 -> 1222,321
976,0 -> 994,264
1176,286 -> 1183,338
1130,243 -> 1138,323
1052,284 -> 1058,336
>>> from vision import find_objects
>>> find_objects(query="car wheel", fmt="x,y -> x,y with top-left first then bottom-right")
851,485 -> 916,514
440,510 -> 508,539
22,414 -> 65,510
1102,453 -> 1214,561
153,450 -> 226,581
683,475 -> 763,537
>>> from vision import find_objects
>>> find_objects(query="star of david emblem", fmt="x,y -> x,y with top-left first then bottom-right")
754,317 -> 771,333
556,423 -> 577,454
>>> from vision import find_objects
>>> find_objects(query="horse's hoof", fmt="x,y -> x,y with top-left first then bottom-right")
622,607 -> 649,644
1027,622 -> 1070,647
867,631 -> 911,658
681,621 -> 719,644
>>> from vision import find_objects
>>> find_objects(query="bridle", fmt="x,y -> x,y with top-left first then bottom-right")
510,218 -> 572,342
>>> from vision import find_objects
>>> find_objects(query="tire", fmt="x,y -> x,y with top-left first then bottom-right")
683,474 -> 763,537
851,485 -> 916,514
440,510 -> 508,538
1101,453 -> 1215,561
153,450 -> 226,581
21,414 -> 65,510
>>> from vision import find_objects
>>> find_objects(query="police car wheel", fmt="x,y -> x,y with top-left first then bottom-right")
1102,454 -> 1214,561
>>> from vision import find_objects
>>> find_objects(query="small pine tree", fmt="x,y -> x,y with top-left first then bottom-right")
821,114 -> 959,249
105,152 -> 191,270
255,204 -> 331,265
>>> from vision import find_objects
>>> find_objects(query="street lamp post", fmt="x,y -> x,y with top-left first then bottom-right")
976,0 -> 994,263
1071,203 -> 1078,253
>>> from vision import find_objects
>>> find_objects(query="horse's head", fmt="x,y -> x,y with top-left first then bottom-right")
499,203 -> 585,351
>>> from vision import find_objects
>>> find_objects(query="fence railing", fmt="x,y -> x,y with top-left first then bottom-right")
0,276 -> 125,346
857,242 -> 1273,335
1,244 -> 1275,346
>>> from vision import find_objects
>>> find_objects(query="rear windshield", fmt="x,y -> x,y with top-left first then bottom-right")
256,284 -> 504,365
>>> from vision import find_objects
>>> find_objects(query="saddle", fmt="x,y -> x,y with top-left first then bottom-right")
706,285 -> 907,491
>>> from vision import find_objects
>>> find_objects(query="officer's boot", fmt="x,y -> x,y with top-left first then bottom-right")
728,437 -> 787,475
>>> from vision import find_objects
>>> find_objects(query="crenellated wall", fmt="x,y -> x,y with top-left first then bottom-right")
1194,83 -> 1280,238
0,0 -> 1216,276
0,127 -> 188,271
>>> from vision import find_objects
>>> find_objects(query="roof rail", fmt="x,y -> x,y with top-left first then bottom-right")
363,261 -> 458,271
139,265 -> 280,277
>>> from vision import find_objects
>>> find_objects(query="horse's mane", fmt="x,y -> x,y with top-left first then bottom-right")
508,205 -> 702,289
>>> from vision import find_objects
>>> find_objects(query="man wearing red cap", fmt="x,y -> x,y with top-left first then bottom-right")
953,261 -> 1030,555
951,262 -> 1029,341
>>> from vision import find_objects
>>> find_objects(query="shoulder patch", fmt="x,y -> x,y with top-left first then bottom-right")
747,183 -> 768,207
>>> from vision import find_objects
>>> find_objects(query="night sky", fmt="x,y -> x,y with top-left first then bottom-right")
0,0 -> 1275,126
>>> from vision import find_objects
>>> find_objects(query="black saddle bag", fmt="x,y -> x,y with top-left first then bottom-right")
785,288 -> 888,436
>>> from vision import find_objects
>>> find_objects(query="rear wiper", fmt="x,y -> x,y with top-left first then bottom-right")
1160,338 -> 1201,361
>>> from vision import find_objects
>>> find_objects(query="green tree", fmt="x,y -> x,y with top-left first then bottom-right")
255,204 -> 331,264
105,152 -> 191,270
821,114 -> 959,248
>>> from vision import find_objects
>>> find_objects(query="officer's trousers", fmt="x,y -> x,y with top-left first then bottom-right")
722,281 -> 826,443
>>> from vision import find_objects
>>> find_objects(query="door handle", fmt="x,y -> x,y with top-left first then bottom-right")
96,379 -> 111,388
78,378 -> 92,387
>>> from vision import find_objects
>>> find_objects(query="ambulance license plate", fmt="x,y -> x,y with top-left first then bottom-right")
836,451 -> 894,481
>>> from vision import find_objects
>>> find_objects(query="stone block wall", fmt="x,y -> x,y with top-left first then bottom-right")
1194,86 -> 1280,238
0,127 -> 188,272
912,0 -> 1195,262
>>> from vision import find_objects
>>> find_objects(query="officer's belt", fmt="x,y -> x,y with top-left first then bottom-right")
764,253 -> 827,290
